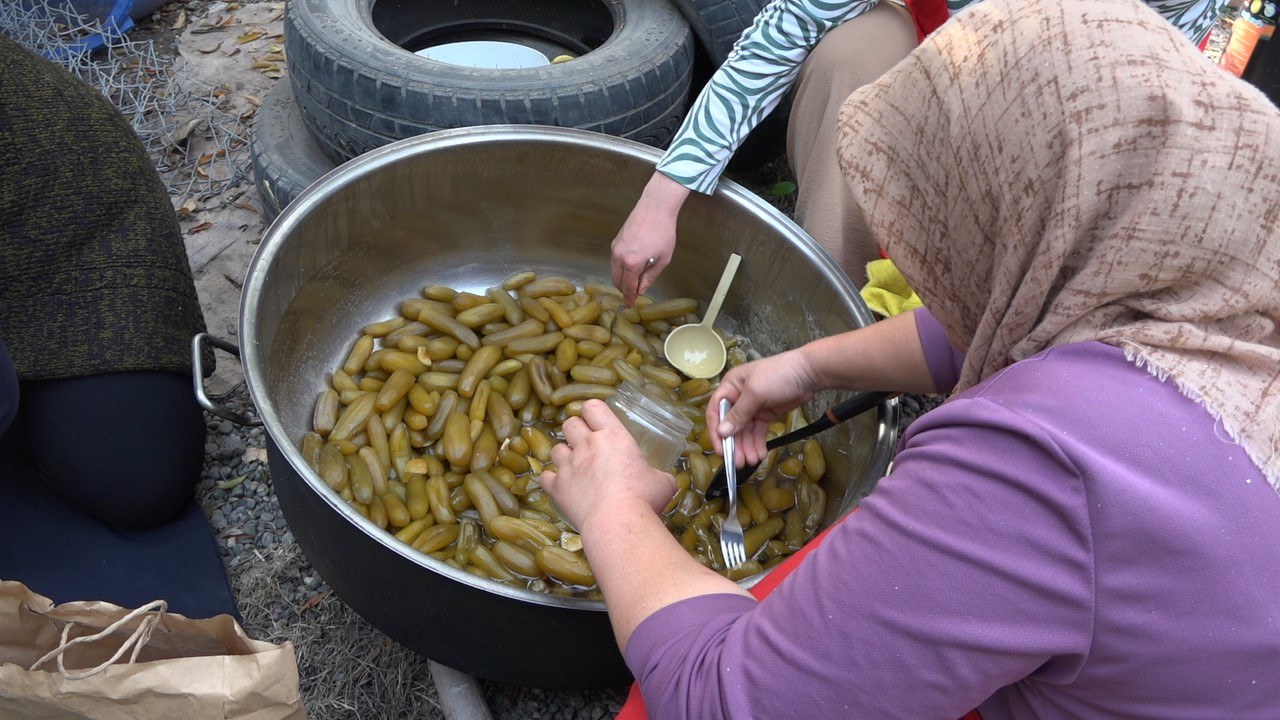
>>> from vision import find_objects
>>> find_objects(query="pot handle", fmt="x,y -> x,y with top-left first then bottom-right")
192,332 -> 262,427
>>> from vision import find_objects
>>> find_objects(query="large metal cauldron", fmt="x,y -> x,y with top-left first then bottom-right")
240,126 -> 898,689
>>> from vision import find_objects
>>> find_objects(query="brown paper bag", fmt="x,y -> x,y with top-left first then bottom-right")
0,580 -> 307,719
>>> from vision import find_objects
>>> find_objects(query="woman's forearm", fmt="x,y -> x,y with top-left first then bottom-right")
580,497 -> 752,652
802,310 -> 937,394
639,171 -> 692,216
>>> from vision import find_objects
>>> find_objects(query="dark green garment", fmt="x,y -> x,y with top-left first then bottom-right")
0,36 -> 207,380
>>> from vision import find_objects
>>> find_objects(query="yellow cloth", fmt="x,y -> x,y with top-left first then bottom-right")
859,258 -> 922,318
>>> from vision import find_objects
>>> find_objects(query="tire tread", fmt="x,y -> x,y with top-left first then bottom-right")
285,0 -> 695,162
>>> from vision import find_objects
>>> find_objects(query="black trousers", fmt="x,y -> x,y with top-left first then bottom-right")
0,339 -> 238,619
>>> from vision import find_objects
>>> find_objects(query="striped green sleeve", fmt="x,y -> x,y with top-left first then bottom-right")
656,0 -> 880,194
660,0 -> 1224,195
1139,0 -> 1229,44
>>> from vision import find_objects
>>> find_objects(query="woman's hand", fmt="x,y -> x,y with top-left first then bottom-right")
709,315 -> 939,466
708,348 -> 821,466
541,400 -> 678,533
542,401 -> 750,651
611,173 -> 691,306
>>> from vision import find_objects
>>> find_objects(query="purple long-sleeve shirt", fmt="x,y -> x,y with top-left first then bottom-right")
625,309 -> 1280,719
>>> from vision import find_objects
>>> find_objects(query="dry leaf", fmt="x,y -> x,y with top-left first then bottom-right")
227,1 -> 242,9
179,197 -> 199,214
190,23 -> 222,34
242,93 -> 262,107
237,29 -> 264,44
197,41 -> 221,53
171,9 -> 187,29
198,152 -> 214,165
238,106 -> 259,121
218,14 -> 236,26
234,200 -> 260,213
258,52 -> 285,62
263,69 -> 285,79
195,165 -> 210,179
266,43 -> 283,53
298,591 -> 331,614
170,117 -> 203,147
250,60 -> 278,70
225,46 -> 240,57
189,221 -> 214,234
242,446 -> 269,465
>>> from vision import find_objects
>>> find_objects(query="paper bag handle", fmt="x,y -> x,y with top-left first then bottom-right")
29,599 -> 168,680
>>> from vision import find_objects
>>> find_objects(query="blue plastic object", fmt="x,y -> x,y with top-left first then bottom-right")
38,0 -> 136,57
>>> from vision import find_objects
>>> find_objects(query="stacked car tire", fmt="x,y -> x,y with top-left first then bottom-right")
251,0 -> 777,220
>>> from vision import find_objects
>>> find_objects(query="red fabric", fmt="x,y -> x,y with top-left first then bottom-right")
615,512 -> 982,719
904,0 -> 952,41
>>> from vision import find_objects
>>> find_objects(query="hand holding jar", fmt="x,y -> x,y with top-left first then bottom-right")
541,400 -> 679,534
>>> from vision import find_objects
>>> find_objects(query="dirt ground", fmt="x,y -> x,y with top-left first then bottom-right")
128,0 -> 288,393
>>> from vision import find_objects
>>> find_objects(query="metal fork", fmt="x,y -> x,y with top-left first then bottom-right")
718,398 -> 747,570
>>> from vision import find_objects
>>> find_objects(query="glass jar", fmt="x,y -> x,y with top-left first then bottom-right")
605,380 -> 694,471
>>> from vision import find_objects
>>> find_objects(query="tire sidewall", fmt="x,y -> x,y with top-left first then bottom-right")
250,81 -> 337,221
288,0 -> 690,98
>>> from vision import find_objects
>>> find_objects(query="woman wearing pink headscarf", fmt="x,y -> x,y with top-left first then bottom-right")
544,0 -> 1280,717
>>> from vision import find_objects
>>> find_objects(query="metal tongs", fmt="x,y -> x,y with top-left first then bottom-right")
707,391 -> 894,498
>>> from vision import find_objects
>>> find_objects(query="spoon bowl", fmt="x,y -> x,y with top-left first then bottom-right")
664,253 -> 741,379
663,323 -> 727,379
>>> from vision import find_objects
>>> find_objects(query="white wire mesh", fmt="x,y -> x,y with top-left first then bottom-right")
0,1 -> 252,202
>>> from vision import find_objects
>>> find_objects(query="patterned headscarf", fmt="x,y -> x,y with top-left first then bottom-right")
837,0 -> 1280,487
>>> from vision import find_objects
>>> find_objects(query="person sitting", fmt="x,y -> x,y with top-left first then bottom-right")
544,0 -> 1280,716
0,36 -> 237,620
